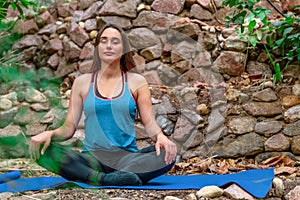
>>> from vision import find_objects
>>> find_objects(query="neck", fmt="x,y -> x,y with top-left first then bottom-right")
99,62 -> 122,79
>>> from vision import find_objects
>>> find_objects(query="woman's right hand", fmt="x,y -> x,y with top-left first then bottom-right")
29,74 -> 86,160
29,130 -> 53,160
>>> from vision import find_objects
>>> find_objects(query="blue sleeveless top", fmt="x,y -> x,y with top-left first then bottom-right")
82,72 -> 138,152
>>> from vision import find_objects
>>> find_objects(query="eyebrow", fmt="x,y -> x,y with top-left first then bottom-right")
100,36 -> 121,40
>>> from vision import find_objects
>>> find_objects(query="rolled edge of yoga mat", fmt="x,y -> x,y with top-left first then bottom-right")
0,171 -> 21,184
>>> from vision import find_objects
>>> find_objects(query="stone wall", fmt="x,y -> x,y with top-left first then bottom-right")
0,0 -> 300,163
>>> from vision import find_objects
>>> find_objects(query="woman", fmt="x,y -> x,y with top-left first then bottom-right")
29,23 -> 177,186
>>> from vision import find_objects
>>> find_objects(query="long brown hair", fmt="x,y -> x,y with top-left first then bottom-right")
91,23 -> 136,73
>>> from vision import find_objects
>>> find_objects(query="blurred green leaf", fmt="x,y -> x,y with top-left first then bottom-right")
257,30 -> 263,41
11,1 -> 17,10
287,33 -> 300,39
264,45 -> 275,66
257,10 -> 266,24
274,63 -> 282,83
275,37 -> 285,46
234,10 -> 247,25
20,0 -> 29,8
248,20 -> 256,32
285,17 -> 294,25
283,27 -> 294,36
249,35 -> 257,47
266,35 -> 273,46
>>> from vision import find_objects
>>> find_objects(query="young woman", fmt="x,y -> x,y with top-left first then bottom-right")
29,23 -> 177,186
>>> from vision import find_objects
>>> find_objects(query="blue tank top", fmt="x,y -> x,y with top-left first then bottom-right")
82,72 -> 138,152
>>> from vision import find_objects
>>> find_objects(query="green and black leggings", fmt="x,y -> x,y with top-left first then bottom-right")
36,143 -> 175,185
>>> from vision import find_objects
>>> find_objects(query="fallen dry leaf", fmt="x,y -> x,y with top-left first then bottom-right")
275,166 -> 297,175
227,159 -> 236,167
189,158 -> 212,173
170,162 -> 192,174
261,155 -> 295,167
217,160 -> 229,174
209,159 -> 229,174
187,157 -> 202,163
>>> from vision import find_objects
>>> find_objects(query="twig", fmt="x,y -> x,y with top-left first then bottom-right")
190,19 -> 210,26
20,195 -> 42,200
266,0 -> 286,17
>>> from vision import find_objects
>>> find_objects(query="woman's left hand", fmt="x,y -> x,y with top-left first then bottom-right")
155,133 -> 177,164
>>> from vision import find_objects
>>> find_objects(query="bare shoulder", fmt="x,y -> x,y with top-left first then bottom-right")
72,73 -> 93,94
127,72 -> 147,85
75,73 -> 93,84
127,72 -> 148,93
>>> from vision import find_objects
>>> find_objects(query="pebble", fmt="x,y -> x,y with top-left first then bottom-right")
186,193 -> 197,200
196,186 -> 224,198
90,30 -> 98,39
164,196 -> 182,200
25,88 -> 47,103
225,88 -> 241,101
282,95 -> 300,108
224,184 -> 256,200
56,21 -> 63,25
292,83 -> 300,96
64,16 -> 72,22
284,105 -> 300,123
0,98 -> 13,110
137,3 -> 151,12
0,192 -> 13,199
261,81 -> 273,88
1,92 -> 18,102
60,99 -> 69,109
196,103 -> 209,115
78,21 -> 85,29
285,185 -> 300,200
272,177 -> 284,197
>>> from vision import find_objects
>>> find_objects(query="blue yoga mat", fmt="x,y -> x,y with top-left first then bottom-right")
0,168 -> 274,198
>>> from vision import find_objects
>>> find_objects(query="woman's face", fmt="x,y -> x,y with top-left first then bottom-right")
98,27 -> 124,65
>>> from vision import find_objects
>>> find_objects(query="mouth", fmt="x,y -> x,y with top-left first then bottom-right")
104,52 -> 115,56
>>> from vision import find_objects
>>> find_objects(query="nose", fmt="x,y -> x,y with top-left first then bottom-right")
106,40 -> 112,49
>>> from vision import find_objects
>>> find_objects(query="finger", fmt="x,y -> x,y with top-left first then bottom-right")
166,145 -> 177,164
41,140 -> 50,156
164,146 -> 172,164
155,143 -> 161,156
171,145 -> 177,162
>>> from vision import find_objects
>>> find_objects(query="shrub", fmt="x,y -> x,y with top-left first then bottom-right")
222,0 -> 300,84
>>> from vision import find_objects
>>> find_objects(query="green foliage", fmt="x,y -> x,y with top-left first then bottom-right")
0,17 -> 24,84
0,20 -> 22,84
0,21 -> 22,56
0,0 -> 61,107
222,0 -> 300,84
0,0 -> 38,73
0,0 -> 38,21
264,45 -> 282,83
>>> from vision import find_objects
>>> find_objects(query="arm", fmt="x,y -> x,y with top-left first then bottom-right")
52,75 -> 84,141
30,75 -> 87,159
133,76 -> 177,164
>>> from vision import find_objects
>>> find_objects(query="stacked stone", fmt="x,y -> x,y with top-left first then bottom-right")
0,0 -> 299,163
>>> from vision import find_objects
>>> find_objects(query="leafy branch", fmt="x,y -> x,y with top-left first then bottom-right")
0,0 -> 38,21
222,0 -> 300,84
